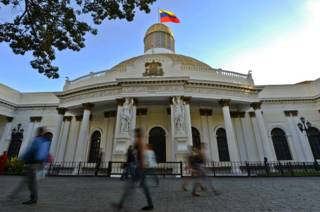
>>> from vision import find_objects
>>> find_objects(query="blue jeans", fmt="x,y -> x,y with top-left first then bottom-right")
119,167 -> 153,207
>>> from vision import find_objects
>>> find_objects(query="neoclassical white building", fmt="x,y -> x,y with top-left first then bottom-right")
1,23 -> 320,163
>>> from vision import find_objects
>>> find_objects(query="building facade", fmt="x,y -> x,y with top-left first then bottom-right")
1,24 -> 320,163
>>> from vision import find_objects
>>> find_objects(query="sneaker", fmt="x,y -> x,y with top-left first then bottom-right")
22,200 -> 37,205
141,205 -> 154,211
192,192 -> 201,197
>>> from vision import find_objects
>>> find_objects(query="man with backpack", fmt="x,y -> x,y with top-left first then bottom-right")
9,127 -> 51,205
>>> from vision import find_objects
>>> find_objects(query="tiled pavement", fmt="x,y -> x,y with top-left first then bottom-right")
0,176 -> 320,212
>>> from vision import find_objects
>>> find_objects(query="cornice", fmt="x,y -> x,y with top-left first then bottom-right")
58,78 -> 259,100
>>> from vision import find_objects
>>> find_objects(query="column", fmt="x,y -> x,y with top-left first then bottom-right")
284,111 -> 304,161
219,100 -> 240,161
207,111 -> 220,161
113,98 -> 136,161
75,103 -> 94,162
0,117 -> 13,153
104,111 -> 117,162
56,116 -> 72,162
240,112 -> 259,161
50,107 -> 67,157
231,112 -> 248,161
19,116 -> 42,156
70,116 -> 82,161
293,116 -> 314,161
251,102 -> 275,161
171,96 -> 192,161
200,109 -> 213,161
64,116 -> 81,162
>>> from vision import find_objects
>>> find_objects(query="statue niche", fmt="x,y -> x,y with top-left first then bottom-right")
143,61 -> 164,76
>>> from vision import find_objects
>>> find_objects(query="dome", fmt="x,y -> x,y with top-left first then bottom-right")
111,53 -> 212,71
145,23 -> 174,37
144,23 -> 175,54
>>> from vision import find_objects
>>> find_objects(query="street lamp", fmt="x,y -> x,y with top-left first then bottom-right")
297,117 -> 312,133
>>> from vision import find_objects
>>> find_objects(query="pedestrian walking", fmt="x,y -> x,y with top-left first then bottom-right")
112,128 -> 154,211
144,144 -> 159,186
120,145 -> 135,181
95,149 -> 103,176
8,127 -> 51,205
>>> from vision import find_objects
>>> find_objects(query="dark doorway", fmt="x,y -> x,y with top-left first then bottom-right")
216,128 -> 230,162
307,127 -> 320,159
271,128 -> 292,161
88,131 -> 101,163
7,124 -> 24,158
149,127 -> 166,163
192,127 -> 201,150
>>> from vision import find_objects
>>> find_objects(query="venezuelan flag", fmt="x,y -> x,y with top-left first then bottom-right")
160,9 -> 180,23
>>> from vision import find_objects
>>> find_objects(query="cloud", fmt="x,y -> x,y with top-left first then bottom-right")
223,0 -> 320,85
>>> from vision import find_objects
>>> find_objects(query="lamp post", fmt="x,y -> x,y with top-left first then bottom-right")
297,117 -> 312,134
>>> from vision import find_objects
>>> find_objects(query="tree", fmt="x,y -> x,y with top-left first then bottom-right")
0,0 -> 156,78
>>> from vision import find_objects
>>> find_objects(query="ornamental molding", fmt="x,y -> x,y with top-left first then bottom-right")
59,77 -> 258,98
143,61 -> 164,77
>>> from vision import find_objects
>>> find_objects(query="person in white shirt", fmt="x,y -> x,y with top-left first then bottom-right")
144,144 -> 159,186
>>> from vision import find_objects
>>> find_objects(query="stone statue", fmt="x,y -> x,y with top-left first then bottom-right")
120,98 -> 134,134
172,97 -> 186,136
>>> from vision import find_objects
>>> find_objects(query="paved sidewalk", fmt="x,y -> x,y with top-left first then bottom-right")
0,176 -> 320,212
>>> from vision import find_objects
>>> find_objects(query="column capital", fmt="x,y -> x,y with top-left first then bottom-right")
284,110 -> 298,117
219,99 -> 231,107
63,116 -> 73,122
82,103 -> 94,110
75,115 -> 83,121
56,107 -> 67,115
249,111 -> 256,118
6,116 -> 13,122
30,116 -> 42,122
250,102 -> 262,110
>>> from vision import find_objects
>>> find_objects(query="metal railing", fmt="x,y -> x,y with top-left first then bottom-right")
3,160 -> 320,177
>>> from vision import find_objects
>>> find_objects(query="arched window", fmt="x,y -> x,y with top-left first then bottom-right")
216,128 -> 230,162
88,131 -> 101,163
192,127 -> 201,150
149,127 -> 166,162
7,124 -> 24,158
271,128 -> 292,161
307,127 -> 320,159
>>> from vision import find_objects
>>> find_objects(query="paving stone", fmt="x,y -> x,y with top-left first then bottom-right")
0,176 -> 320,211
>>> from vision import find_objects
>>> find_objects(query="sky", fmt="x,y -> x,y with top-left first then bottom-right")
0,0 -> 320,92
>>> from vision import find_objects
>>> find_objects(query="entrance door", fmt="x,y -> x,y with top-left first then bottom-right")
149,127 -> 166,163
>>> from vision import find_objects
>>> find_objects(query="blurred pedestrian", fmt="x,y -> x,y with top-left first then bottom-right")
8,127 -> 51,205
120,145 -> 135,181
182,146 -> 195,191
145,144 -> 159,186
197,143 -> 220,195
95,149 -> 103,176
112,128 -> 154,211
0,151 -> 8,175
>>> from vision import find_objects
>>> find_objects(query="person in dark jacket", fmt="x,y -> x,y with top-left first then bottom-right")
9,127 -> 51,205
120,145 -> 136,181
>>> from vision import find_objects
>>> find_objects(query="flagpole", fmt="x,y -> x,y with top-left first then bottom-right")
158,7 -> 160,23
